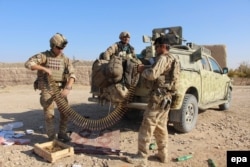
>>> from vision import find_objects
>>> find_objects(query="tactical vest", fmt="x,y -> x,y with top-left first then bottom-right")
45,56 -> 65,81
155,54 -> 181,92
116,42 -> 134,54
116,42 -> 135,60
36,51 -> 68,89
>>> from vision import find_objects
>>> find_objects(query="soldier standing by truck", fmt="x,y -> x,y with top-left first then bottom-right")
24,33 -> 76,142
126,36 -> 178,166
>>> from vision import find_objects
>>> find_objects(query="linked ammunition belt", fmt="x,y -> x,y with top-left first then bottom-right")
46,76 -> 136,131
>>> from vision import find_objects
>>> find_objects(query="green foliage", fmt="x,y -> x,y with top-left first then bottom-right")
237,61 -> 250,78
229,61 -> 250,78
227,69 -> 235,78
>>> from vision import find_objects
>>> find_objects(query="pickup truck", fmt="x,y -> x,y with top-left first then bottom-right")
89,26 -> 232,133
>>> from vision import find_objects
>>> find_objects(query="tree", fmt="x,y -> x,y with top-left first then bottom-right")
237,61 -> 250,78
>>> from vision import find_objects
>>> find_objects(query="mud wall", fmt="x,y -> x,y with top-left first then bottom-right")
0,66 -> 92,86
0,65 -> 248,86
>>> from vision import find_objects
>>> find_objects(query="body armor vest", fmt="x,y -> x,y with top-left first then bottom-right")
116,42 -> 134,60
35,51 -> 68,90
117,42 -> 134,54
46,56 -> 65,82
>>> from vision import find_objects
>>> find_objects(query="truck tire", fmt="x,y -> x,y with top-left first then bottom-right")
173,94 -> 198,133
219,88 -> 232,110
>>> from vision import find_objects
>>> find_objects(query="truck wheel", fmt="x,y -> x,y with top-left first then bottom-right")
219,88 -> 232,110
173,94 -> 198,133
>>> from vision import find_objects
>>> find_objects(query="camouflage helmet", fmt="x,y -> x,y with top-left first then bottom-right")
119,31 -> 130,40
50,33 -> 68,48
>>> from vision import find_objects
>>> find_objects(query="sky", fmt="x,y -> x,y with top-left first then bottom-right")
0,0 -> 249,69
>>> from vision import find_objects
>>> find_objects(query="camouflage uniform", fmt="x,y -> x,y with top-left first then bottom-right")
140,53 -> 174,161
126,47 -> 175,166
103,32 -> 135,60
25,34 -> 76,141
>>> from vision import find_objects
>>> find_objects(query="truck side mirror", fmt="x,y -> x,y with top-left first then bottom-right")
223,67 -> 228,74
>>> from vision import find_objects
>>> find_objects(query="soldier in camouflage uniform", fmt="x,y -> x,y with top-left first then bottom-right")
126,36 -> 175,166
103,31 -> 135,60
24,33 -> 76,142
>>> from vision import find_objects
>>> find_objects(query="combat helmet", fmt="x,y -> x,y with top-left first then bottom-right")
50,33 -> 68,48
119,31 -> 130,40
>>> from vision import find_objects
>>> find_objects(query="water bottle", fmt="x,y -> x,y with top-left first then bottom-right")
149,143 -> 157,150
176,155 -> 193,161
208,159 -> 216,167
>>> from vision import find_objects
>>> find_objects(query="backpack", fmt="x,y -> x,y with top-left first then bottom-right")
91,55 -> 124,88
105,56 -> 124,84
91,59 -> 110,88
124,57 -> 141,87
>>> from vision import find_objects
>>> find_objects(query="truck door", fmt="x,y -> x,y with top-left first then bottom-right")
200,56 -> 215,104
208,57 -> 227,100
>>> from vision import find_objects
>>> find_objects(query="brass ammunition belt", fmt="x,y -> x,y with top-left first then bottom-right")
46,75 -> 136,131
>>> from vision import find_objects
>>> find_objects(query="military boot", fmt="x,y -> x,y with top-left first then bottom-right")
48,134 -> 56,141
155,153 -> 168,163
125,153 -> 148,167
57,133 -> 71,143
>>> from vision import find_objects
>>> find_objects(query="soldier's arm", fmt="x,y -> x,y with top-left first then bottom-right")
66,58 -> 76,82
32,64 -> 52,75
24,53 -> 51,75
61,76 -> 75,97
61,58 -> 76,97
103,43 -> 118,60
141,56 -> 169,80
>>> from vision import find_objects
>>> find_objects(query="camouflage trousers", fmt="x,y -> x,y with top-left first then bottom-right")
138,101 -> 169,161
40,89 -> 68,139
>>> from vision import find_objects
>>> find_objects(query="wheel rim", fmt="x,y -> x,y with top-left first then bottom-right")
185,103 -> 195,124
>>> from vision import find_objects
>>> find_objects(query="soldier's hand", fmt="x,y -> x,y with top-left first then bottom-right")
44,68 -> 52,76
61,89 -> 70,97
137,64 -> 145,73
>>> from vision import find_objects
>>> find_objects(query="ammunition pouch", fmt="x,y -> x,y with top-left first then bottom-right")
63,73 -> 69,83
150,94 -> 162,105
156,75 -> 172,91
33,79 -> 39,91
160,96 -> 172,110
149,89 -> 172,110
34,78 -> 66,91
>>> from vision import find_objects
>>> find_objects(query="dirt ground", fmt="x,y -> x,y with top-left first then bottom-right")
0,85 -> 249,167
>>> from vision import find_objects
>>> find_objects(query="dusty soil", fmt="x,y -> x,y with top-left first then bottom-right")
0,85 -> 249,167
